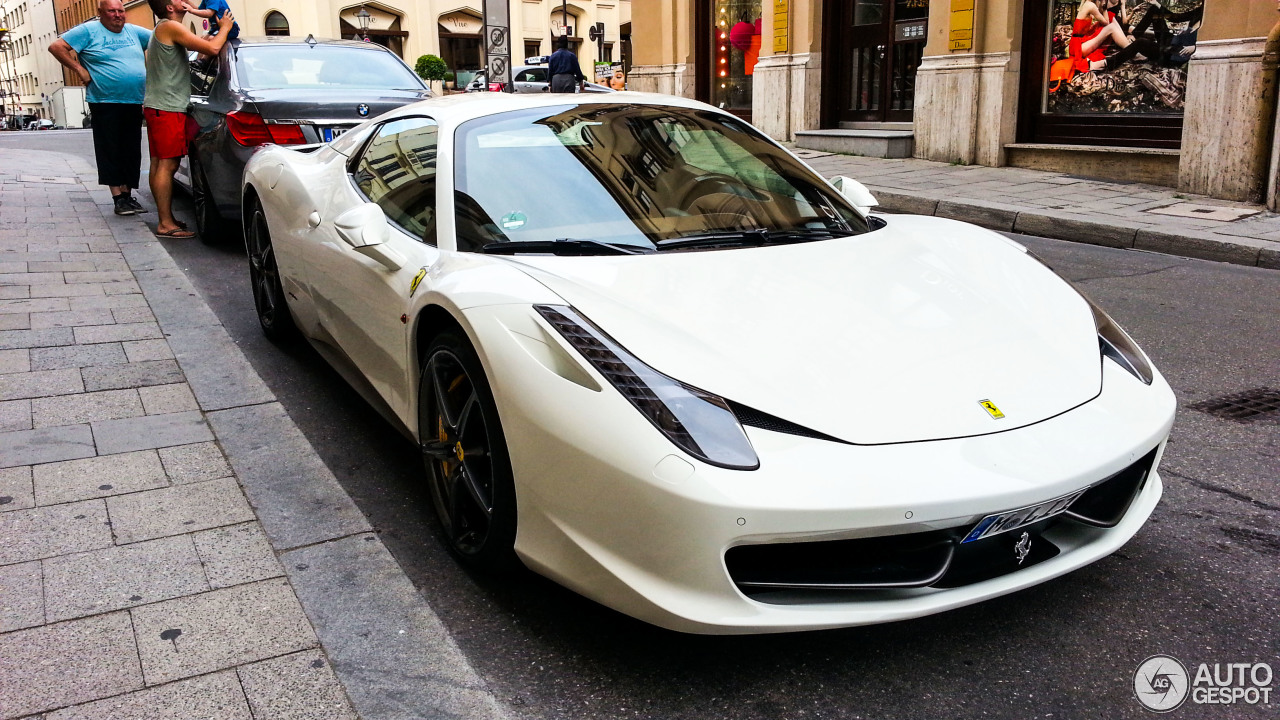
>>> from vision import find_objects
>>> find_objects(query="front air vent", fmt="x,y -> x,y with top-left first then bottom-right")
727,401 -> 849,444
1065,446 -> 1159,528
726,529 -> 958,594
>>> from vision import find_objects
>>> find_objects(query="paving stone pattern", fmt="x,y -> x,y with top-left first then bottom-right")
0,151 -> 358,720
794,149 -> 1280,269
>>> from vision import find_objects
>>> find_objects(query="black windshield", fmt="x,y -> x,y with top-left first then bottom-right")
452,104 -> 869,253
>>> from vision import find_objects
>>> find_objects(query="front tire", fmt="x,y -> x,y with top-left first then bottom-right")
418,332 -> 518,572
245,197 -> 295,341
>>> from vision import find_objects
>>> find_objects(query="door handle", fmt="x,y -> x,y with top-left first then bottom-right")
307,211 -> 321,228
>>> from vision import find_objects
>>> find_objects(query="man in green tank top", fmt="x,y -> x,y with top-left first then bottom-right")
143,0 -> 234,238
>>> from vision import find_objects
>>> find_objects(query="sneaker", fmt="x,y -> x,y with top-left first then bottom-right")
125,195 -> 146,213
113,194 -> 138,216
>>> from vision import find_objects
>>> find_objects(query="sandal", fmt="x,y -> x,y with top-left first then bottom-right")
154,226 -> 197,238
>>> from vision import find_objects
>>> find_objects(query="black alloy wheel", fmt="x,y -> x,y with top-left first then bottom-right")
245,199 -> 295,340
191,155 -> 226,245
418,332 -> 518,571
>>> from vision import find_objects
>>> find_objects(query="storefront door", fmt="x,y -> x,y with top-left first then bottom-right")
825,0 -> 928,124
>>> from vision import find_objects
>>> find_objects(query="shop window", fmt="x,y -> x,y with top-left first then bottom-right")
525,40 -> 541,60
265,11 -> 289,36
1018,0 -> 1192,148
709,0 -> 762,118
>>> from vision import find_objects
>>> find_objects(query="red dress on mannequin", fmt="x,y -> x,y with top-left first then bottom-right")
1068,11 -> 1115,72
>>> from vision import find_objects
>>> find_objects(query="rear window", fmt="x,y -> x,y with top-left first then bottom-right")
235,46 -> 425,90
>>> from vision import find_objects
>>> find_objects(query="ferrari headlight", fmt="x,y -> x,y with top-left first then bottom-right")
535,305 -> 759,470
1087,299 -> 1153,385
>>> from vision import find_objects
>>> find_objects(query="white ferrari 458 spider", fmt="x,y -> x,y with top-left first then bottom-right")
241,92 -> 1176,634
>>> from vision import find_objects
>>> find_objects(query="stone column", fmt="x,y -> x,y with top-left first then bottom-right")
1178,38 -> 1274,202
751,52 -> 821,141
913,51 -> 1019,166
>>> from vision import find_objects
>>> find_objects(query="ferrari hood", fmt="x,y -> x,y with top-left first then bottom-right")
508,216 -> 1102,445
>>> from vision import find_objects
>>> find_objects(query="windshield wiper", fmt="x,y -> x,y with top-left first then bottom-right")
654,228 -> 770,251
478,238 -> 654,256
655,227 -> 850,251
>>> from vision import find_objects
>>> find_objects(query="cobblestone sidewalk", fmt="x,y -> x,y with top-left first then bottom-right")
798,150 -> 1280,270
0,154 -> 363,718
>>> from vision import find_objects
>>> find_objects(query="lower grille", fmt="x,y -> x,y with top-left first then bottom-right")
727,448 -> 1159,602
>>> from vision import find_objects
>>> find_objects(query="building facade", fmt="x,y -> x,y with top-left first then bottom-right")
1,0 -> 50,122
45,2 -> 631,115
187,1 -> 630,87
630,1 -> 1279,203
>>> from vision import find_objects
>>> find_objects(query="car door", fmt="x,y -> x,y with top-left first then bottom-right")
182,48 -> 232,197
307,116 -> 442,417
514,67 -> 549,93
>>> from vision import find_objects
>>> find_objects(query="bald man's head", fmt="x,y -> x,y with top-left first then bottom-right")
97,0 -> 127,33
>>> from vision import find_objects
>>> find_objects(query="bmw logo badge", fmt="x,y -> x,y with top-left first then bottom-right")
357,104 -> 370,117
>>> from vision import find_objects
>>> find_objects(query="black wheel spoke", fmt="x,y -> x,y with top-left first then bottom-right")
427,356 -> 463,432
457,464 -> 493,519
456,392 -> 478,438
421,439 -> 454,460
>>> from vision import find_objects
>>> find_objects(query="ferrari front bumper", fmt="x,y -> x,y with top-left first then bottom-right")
465,304 -> 1177,634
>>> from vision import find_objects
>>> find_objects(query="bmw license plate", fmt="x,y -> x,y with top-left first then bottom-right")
322,127 -> 348,142
961,488 -> 1089,544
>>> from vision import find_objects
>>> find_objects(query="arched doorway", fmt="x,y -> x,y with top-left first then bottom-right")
339,4 -> 408,58
550,5 -> 583,57
438,10 -> 483,89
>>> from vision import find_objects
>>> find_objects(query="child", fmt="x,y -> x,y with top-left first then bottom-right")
179,0 -> 239,41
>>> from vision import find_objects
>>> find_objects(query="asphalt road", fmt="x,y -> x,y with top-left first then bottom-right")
11,129 -> 1278,719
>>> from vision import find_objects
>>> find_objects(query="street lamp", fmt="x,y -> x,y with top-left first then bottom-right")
355,7 -> 371,42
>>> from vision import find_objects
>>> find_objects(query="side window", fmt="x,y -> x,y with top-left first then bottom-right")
352,117 -> 439,245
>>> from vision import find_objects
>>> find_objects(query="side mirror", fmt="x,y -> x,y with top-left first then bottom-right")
830,176 -> 879,215
333,203 -> 405,271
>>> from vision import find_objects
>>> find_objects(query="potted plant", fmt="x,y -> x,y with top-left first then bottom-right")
414,54 -> 448,95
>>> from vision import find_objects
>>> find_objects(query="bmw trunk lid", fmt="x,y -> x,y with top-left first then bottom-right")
509,216 -> 1103,445
243,88 -> 430,123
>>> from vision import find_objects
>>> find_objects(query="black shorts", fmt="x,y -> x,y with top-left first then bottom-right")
89,102 -> 144,189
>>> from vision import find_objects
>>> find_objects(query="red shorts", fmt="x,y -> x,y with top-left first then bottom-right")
144,108 -> 188,159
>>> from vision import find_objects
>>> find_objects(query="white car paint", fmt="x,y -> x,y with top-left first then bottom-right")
243,92 -> 1177,633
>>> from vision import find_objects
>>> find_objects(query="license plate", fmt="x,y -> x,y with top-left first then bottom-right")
322,127 -> 348,142
961,488 -> 1088,544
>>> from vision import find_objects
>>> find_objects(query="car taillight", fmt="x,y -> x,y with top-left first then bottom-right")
488,82 -> 504,92
226,111 -> 306,146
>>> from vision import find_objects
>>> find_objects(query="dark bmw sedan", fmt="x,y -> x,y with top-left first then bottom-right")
176,36 -> 430,242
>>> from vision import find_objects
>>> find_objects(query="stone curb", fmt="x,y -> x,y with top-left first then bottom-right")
872,189 -> 1274,269
58,155 -> 512,720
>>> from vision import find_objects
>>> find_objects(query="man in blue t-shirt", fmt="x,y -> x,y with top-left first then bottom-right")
49,0 -> 152,216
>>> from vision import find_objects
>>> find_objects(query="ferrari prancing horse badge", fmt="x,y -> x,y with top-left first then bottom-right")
979,399 -> 1005,419
409,267 -> 427,297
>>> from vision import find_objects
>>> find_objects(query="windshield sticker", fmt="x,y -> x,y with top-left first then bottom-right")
501,212 -> 528,230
